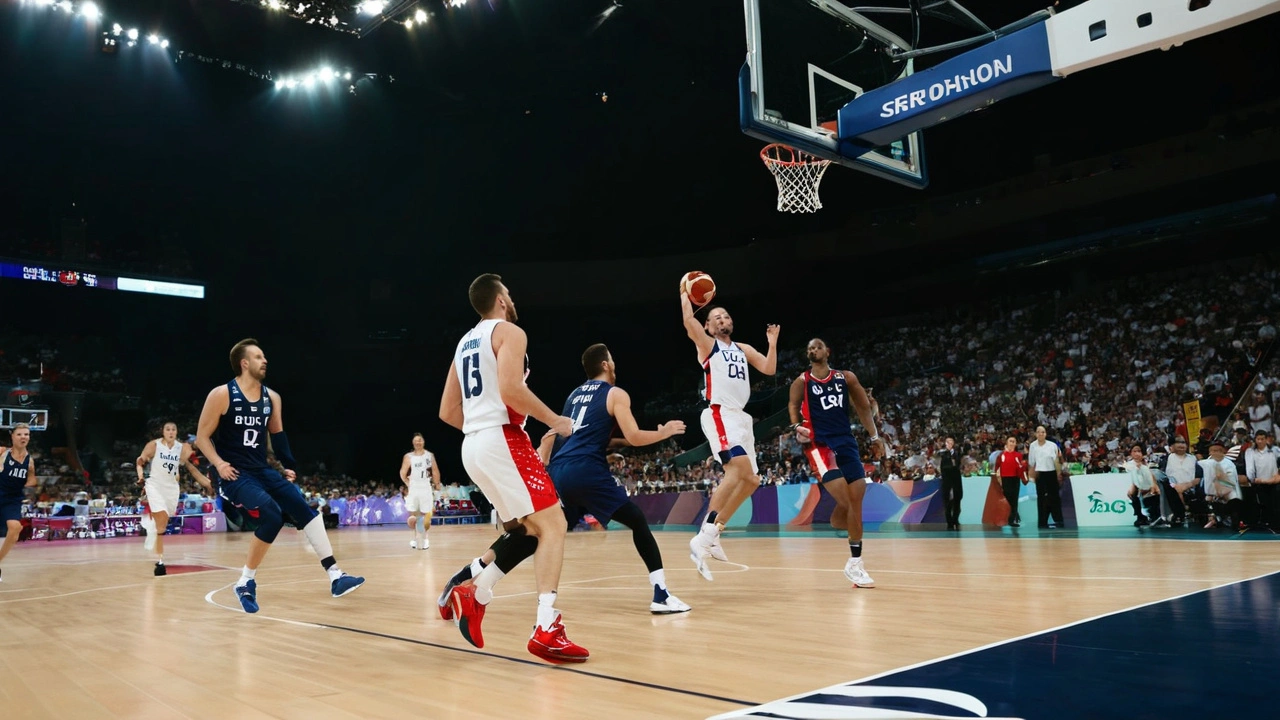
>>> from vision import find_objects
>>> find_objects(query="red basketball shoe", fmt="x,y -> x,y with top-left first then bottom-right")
450,585 -> 486,648
527,615 -> 590,664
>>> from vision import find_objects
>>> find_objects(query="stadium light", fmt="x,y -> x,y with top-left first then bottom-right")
147,33 -> 159,44
160,39 -> 169,48
127,28 -> 138,40
358,0 -> 385,15
414,9 -> 427,23
81,2 -> 101,20
111,23 -> 122,35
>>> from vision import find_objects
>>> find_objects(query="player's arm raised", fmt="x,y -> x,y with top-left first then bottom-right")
842,370 -> 883,457
136,440 -> 155,485
741,324 -> 780,375
787,375 -> 812,443
681,291 -> 716,362
195,385 -> 237,481
493,323 -> 573,437
399,453 -> 412,487
607,387 -> 685,447
265,389 -> 299,481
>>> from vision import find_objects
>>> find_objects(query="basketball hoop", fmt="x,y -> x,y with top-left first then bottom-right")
760,143 -> 832,213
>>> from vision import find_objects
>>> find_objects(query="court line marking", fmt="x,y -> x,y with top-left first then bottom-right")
201,579 -> 754,708
715,567 -> 1280,718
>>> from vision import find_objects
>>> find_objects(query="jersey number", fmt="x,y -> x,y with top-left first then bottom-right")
462,352 -> 484,398
727,364 -> 746,380
819,394 -> 843,411
243,429 -> 261,448
10,468 -> 26,480
570,406 -> 590,432
164,462 -> 177,475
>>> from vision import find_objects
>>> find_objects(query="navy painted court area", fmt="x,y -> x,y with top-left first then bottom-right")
711,530 -> 1280,719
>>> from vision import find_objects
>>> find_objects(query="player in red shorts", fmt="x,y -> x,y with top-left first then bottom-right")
437,273 -> 587,663
788,339 -> 882,588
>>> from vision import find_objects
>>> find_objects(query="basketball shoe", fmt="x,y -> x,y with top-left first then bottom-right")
527,615 -> 589,663
650,593 -> 692,614
689,537 -> 713,581
451,585 -> 486,648
843,558 -> 875,588
236,579 -> 259,613
410,540 -> 417,549
331,573 -> 366,598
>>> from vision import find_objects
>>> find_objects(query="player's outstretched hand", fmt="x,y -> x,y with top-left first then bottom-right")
795,425 -> 812,444
659,421 -> 686,439
216,461 -> 239,481
550,416 -> 575,437
765,324 -> 780,344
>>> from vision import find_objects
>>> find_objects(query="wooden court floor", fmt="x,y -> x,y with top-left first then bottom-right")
2,524 -> 1277,719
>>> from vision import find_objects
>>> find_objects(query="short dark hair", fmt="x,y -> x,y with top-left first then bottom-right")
1129,443 -> 1145,454
412,432 -> 424,441
230,338 -> 259,373
581,343 -> 610,377
468,273 -> 504,315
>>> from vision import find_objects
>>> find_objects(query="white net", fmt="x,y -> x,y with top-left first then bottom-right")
760,143 -> 832,213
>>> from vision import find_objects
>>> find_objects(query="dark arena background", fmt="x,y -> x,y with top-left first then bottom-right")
1,0 -> 1279,718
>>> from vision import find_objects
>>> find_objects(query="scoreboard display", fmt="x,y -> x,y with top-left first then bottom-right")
2,407 -> 49,431
0,258 -> 204,300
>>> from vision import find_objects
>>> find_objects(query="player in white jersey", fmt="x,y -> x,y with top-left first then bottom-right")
438,273 -> 587,663
399,433 -> 441,549
135,422 -> 211,576
681,292 -> 779,580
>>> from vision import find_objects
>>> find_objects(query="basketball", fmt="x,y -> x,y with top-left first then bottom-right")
679,271 -> 717,307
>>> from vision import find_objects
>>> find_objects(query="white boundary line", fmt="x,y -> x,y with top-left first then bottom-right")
709,567 -> 1280,719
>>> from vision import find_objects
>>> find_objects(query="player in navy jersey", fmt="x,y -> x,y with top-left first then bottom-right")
536,344 -> 691,614
0,423 -> 37,583
195,338 -> 364,613
788,339 -> 882,588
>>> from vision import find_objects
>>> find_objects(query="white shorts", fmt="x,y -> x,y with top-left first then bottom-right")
405,487 -> 435,514
461,425 -> 559,522
700,405 -> 757,474
144,478 -> 180,516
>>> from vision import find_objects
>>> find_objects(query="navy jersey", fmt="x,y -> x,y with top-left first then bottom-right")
549,380 -> 617,467
800,370 -> 856,445
212,379 -> 274,471
0,449 -> 31,498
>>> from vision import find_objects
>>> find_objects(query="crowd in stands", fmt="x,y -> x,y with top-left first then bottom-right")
1,331 -> 128,393
628,255 -> 1278,492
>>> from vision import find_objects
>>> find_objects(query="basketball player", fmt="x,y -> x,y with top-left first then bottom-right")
0,423 -> 36,583
438,273 -> 587,663
399,433 -> 442,549
787,338 -> 882,588
536,343 -> 691,613
682,291 -> 779,580
195,338 -> 364,613
136,421 -> 212,575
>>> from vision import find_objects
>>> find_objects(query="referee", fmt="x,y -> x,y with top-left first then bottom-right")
1028,425 -> 1065,528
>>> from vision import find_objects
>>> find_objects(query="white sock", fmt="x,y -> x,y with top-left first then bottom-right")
302,516 -> 334,560
236,566 -> 256,587
536,592 -> 559,630
157,556 -> 164,565
701,522 -> 721,538
473,564 -> 505,604
649,569 -> 667,590
327,567 -> 344,581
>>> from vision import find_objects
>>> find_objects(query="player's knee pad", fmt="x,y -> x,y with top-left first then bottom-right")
253,501 -> 285,544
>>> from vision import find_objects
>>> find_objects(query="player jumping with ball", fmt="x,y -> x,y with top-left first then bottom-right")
682,280 -> 779,580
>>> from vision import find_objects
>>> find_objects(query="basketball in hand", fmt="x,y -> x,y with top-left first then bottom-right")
680,271 -> 717,307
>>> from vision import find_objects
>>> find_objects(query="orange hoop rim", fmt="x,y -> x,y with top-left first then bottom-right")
759,142 -> 831,167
